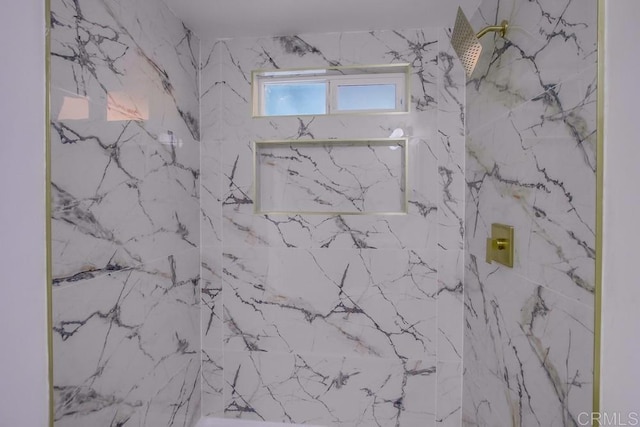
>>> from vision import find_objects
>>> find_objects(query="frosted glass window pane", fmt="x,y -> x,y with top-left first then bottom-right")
336,84 -> 396,111
264,82 -> 326,116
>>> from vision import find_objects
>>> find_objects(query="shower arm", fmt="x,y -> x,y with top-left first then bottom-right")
476,20 -> 509,39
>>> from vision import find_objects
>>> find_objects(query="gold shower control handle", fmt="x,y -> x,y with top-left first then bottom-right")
485,223 -> 514,268
491,238 -> 508,251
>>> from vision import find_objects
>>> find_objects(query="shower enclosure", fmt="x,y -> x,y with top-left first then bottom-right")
47,0 -> 600,425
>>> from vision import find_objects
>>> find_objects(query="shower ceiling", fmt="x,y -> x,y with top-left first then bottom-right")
163,0 -> 482,38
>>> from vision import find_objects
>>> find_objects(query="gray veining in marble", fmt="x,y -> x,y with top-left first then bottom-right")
463,0 -> 597,425
50,0 -> 201,425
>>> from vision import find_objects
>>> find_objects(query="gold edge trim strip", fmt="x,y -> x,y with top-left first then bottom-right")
254,138 -> 407,145
406,66 -> 412,114
256,211 -> 409,216
404,135 -> 409,213
253,138 -> 408,215
252,111 -> 412,119
45,0 -> 54,425
594,0 -> 604,422
252,140 -> 258,214
252,63 -> 411,75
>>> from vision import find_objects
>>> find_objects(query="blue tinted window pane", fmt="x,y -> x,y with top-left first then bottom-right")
264,82 -> 327,116
336,84 -> 396,111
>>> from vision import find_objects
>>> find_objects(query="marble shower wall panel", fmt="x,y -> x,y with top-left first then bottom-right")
200,38 -> 225,419
222,247 -> 438,359
215,31 -> 441,144
436,362 -> 463,427
255,141 -> 407,214
52,252 -> 201,427
50,0 -> 201,425
50,0 -> 201,279
465,0 -> 597,307
221,136 -> 439,250
463,0 -> 597,425
224,351 -> 437,427
466,0 -> 597,134
435,28 -> 466,427
466,82 -> 597,305
200,28 -> 467,425
463,256 -> 593,426
436,28 -> 466,363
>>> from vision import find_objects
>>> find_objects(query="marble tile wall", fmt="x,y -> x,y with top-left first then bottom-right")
254,140 -> 407,214
462,0 -> 597,425
49,0 -> 201,425
200,28 -> 467,426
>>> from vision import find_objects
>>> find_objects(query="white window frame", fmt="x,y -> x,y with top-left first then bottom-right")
253,65 -> 409,117
329,73 -> 405,114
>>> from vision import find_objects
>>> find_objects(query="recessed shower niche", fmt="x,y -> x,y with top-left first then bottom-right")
253,139 -> 408,215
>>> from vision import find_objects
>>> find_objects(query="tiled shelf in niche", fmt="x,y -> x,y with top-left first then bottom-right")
253,138 -> 408,215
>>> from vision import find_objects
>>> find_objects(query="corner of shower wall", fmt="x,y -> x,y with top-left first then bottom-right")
199,36 -> 225,419
436,26 -> 467,427
49,0 -> 202,425
463,0 -> 597,425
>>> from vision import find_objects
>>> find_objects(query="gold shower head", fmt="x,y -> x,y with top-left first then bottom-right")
451,7 -> 509,78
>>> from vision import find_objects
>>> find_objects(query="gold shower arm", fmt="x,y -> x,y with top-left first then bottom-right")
451,6 -> 509,78
476,20 -> 509,39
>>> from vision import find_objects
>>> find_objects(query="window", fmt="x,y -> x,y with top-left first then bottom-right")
263,81 -> 327,116
253,65 -> 409,117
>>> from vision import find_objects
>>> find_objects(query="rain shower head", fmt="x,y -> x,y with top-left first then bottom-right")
451,7 -> 509,78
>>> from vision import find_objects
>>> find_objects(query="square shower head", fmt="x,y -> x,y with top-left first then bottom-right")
451,7 -> 483,78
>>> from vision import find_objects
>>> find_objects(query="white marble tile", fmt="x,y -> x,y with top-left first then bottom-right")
202,349 -> 225,418
51,0 -> 201,282
215,28 -> 441,145
466,0 -> 598,134
218,114 -> 436,151
222,208 -> 438,252
462,259 -> 593,427
52,251 -> 201,426
197,418 -> 318,427
436,248 -> 465,362
255,141 -> 406,214
202,246 -> 224,352
51,0 -> 200,138
50,1 -> 202,424
200,38 -> 224,142
224,351 -> 436,426
201,140 -> 223,249
199,36 -> 226,423
201,25 -> 465,423
465,78 -> 596,305
436,361 -> 462,427
54,360 -> 200,427
221,136 -> 438,250
51,135 -> 200,282
222,247 -> 438,360
463,0 -> 597,423
436,28 -> 466,365
507,66 -> 598,176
